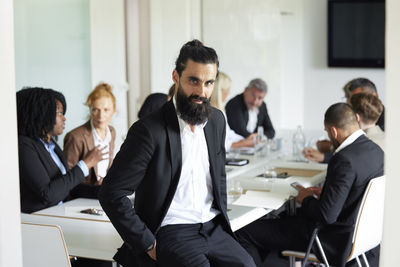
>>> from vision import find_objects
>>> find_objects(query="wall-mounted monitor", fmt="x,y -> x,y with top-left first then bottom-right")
328,0 -> 385,68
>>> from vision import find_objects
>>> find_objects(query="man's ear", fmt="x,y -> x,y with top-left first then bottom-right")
172,70 -> 179,85
355,113 -> 361,123
331,126 -> 338,139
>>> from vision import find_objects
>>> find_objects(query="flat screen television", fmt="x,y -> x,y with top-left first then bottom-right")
328,0 -> 385,68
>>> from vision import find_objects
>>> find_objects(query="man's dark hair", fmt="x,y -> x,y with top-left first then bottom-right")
324,103 -> 358,129
175,39 -> 219,76
17,87 -> 66,140
345,78 -> 377,97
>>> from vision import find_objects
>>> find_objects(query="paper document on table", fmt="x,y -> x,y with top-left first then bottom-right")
228,205 -> 269,231
233,190 -> 290,210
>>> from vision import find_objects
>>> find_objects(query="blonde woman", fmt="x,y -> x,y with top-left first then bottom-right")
210,72 -> 256,151
64,83 -> 116,198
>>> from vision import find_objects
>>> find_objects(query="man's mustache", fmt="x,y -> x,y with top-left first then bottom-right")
188,95 -> 209,104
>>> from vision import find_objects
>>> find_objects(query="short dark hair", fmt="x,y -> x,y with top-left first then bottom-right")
347,78 -> 377,93
175,39 -> 219,76
324,103 -> 358,130
350,93 -> 383,124
16,87 -> 66,140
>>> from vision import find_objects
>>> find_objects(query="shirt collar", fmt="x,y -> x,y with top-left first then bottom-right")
39,138 -> 55,151
248,107 -> 259,114
334,129 -> 365,154
90,119 -> 111,143
173,96 -> 208,134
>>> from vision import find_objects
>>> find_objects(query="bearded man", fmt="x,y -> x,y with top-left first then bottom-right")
99,40 -> 256,267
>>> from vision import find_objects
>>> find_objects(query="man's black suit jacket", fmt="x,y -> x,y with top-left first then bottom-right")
99,100 -> 231,267
225,93 -> 275,139
18,135 -> 85,213
301,134 -> 384,266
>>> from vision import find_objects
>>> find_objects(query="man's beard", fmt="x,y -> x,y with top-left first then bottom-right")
176,82 -> 212,125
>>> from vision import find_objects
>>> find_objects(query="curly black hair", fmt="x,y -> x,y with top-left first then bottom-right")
16,87 -> 67,140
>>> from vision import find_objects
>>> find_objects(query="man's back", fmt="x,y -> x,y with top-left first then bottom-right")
302,134 -> 384,265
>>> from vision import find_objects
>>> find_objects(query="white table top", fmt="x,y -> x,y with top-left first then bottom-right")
21,198 -> 268,261
21,154 -> 327,262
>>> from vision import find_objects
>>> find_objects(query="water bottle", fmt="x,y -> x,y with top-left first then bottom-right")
255,126 -> 267,157
292,125 -> 306,161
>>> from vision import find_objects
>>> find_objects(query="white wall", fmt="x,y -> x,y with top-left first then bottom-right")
14,0 -> 92,146
149,0 -> 202,95
143,0 -> 385,133
303,0 -> 386,130
203,0 -> 283,128
89,0 -> 128,152
381,0 -> 400,265
0,0 -> 22,265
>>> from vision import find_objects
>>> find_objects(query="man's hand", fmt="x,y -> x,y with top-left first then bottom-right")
296,186 -> 317,204
309,186 -> 322,199
302,147 -> 325,163
147,241 -> 157,261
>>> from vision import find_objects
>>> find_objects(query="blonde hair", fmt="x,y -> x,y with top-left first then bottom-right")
86,83 -> 116,111
210,72 -> 231,110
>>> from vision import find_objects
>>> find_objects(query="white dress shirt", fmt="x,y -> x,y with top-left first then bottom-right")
223,112 -> 244,151
334,129 -> 365,154
91,120 -> 111,180
246,108 -> 259,134
161,102 -> 220,227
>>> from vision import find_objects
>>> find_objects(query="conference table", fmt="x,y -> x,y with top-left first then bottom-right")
20,152 -> 327,264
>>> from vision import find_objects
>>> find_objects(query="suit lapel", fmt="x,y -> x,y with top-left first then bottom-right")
241,94 -> 249,125
204,117 -> 221,201
36,139 -> 61,174
162,101 -> 182,210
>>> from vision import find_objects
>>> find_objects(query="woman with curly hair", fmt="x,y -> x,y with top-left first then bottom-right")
17,87 -> 104,213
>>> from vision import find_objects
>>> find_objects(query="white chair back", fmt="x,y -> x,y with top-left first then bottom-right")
347,175 -> 385,261
21,222 -> 71,267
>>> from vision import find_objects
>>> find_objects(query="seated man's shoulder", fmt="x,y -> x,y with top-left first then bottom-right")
226,93 -> 242,107
334,137 -> 383,165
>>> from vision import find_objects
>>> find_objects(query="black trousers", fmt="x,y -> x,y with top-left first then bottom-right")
156,216 -> 256,267
236,215 -> 312,267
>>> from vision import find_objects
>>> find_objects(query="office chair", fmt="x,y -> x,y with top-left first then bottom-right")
281,176 -> 385,267
21,222 -> 71,267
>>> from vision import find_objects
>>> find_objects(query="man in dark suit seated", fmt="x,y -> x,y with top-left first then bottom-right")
237,103 -> 384,267
225,78 -> 275,139
99,40 -> 256,267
